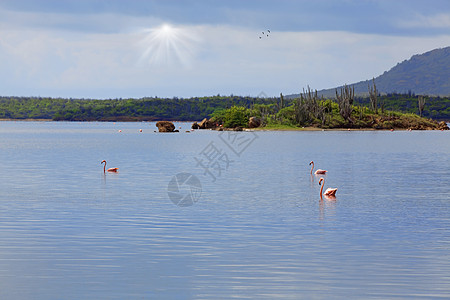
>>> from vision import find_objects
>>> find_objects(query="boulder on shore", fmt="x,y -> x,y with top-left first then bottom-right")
198,118 -> 215,129
438,121 -> 449,130
191,122 -> 200,129
156,121 -> 176,132
248,117 -> 261,128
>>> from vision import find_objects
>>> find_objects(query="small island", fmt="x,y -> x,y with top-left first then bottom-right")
192,85 -> 449,131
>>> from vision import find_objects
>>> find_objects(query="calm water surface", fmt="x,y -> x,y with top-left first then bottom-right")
0,121 -> 449,299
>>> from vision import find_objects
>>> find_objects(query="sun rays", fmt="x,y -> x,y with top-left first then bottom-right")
138,23 -> 200,68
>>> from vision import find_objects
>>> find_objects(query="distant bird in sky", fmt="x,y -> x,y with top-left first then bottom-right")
259,29 -> 271,39
101,160 -> 118,173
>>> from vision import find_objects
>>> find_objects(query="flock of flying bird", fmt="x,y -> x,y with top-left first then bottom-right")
259,29 -> 271,39
309,161 -> 338,200
101,159 -> 338,200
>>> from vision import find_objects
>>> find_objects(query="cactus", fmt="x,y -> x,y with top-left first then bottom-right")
335,84 -> 354,122
280,92 -> 284,110
368,78 -> 378,114
418,95 -> 426,117
292,86 -> 326,126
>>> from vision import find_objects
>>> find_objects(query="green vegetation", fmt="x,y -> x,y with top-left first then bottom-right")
211,106 -> 251,128
0,90 -> 448,131
0,96 -> 276,121
354,93 -> 450,120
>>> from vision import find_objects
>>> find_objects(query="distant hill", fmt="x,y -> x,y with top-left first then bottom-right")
287,46 -> 450,98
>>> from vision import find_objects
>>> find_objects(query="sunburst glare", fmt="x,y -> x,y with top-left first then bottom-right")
139,23 -> 200,68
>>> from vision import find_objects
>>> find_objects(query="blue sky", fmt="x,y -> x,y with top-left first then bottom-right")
0,0 -> 449,98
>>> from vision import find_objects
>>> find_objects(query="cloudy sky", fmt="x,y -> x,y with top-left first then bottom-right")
0,0 -> 449,99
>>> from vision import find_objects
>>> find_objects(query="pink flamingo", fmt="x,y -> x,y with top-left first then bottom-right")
309,161 -> 327,175
101,160 -> 118,173
319,178 -> 337,199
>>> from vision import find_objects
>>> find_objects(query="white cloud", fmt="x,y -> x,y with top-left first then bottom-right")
0,11 -> 449,98
0,7 -> 163,33
398,13 -> 450,29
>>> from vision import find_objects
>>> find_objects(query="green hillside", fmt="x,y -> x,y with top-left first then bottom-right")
289,46 -> 450,98
373,47 -> 450,96
0,96 -> 276,121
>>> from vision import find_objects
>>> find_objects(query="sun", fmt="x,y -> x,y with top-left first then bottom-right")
139,23 -> 199,68
161,24 -> 172,33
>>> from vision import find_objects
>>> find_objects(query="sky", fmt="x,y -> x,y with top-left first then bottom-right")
0,0 -> 449,99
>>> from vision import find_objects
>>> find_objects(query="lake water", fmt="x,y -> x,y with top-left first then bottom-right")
0,121 -> 449,299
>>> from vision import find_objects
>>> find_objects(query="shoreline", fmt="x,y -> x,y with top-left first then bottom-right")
0,118 -> 54,122
250,127 -> 377,131
1,119 -> 447,131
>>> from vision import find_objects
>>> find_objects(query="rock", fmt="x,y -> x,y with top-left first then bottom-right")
191,122 -> 200,129
156,121 -> 176,132
234,126 -> 243,131
199,118 -> 215,129
248,117 -> 261,128
438,121 -> 449,130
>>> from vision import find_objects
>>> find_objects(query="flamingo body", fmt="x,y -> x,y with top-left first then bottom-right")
101,160 -> 118,173
323,187 -> 337,196
315,169 -> 327,175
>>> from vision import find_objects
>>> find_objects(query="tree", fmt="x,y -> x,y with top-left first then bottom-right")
250,103 -> 276,126
223,106 -> 250,128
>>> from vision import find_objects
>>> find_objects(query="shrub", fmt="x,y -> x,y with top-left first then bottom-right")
210,108 -> 227,124
276,106 -> 296,126
223,106 -> 250,128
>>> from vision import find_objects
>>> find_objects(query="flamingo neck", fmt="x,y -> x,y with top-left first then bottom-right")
310,162 -> 314,174
319,179 -> 324,197
103,161 -> 106,173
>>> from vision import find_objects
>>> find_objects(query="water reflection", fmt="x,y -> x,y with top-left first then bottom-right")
0,122 -> 449,299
